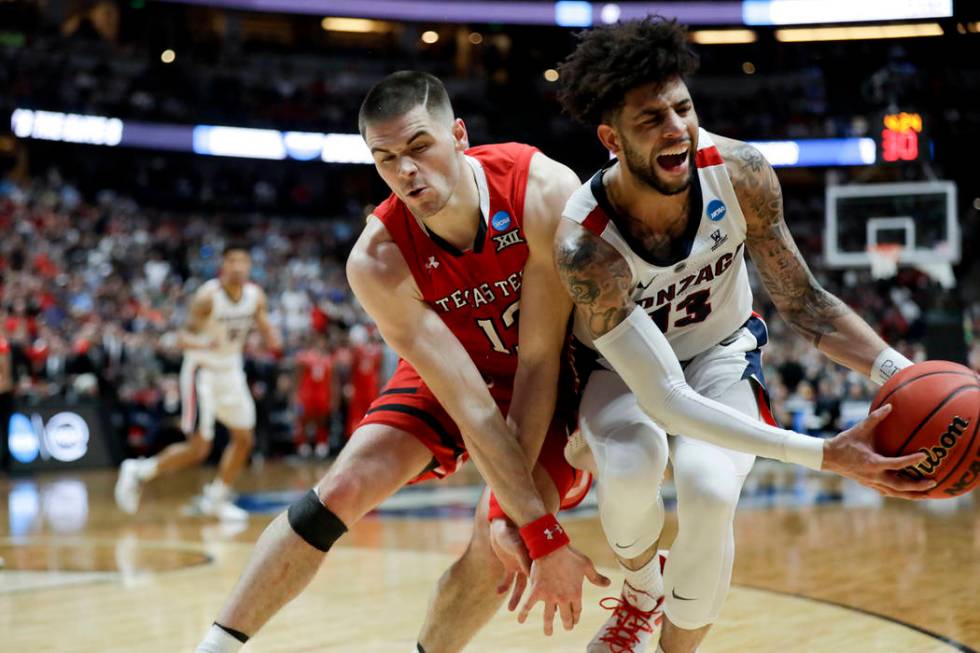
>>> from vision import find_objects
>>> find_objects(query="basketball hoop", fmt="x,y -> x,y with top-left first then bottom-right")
867,243 -> 902,279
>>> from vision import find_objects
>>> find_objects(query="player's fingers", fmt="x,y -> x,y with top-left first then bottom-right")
543,601 -> 557,636
867,477 -> 933,500
571,598 -> 582,627
585,562 -> 611,587
864,403 -> 893,426
508,574 -> 528,612
517,550 -> 532,577
496,570 -> 514,595
559,598 -> 575,632
873,450 -> 929,471
877,469 -> 936,493
517,591 -> 539,624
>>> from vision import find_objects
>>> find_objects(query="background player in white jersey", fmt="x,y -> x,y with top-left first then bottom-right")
115,244 -> 282,521
548,17 -> 932,653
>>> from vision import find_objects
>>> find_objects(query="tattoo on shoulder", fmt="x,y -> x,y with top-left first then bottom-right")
731,144 -> 783,230
555,229 -> 633,337
730,143 -> 852,347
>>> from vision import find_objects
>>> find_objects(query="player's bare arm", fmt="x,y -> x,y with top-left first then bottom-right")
349,218 -> 605,634
489,153 -> 596,610
507,153 -> 580,461
554,218 -> 934,497
179,287 -> 215,350
348,218 -> 553,525
554,220 -> 634,338
720,135 -> 894,376
254,289 -> 283,353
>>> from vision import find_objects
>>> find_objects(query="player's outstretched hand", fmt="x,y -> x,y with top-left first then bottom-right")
822,404 -> 936,499
517,545 -> 610,636
489,518 -> 531,612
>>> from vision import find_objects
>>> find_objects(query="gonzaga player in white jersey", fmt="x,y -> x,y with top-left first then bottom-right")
116,245 -> 282,521
550,18 -> 929,653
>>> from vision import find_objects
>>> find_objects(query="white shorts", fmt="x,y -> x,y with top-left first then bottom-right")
180,359 -> 256,440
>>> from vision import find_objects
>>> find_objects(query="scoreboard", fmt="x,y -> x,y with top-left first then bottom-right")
878,111 -> 927,163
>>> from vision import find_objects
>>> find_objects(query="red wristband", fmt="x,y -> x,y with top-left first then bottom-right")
519,514 -> 569,560
487,493 -> 507,521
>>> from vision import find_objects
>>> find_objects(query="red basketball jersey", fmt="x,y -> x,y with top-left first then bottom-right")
351,342 -> 382,401
296,349 -> 334,404
375,142 -> 538,381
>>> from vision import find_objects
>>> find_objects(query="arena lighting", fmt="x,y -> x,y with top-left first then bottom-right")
320,133 -> 373,164
690,29 -> 757,44
776,23 -> 944,43
155,0 -> 744,26
749,138 -> 877,167
10,108 -> 123,146
192,125 -> 287,159
555,0 -> 592,27
743,0 -> 952,26
320,17 -> 390,33
10,109 -> 876,167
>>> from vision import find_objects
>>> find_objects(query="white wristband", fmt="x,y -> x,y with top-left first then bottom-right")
870,347 -> 913,386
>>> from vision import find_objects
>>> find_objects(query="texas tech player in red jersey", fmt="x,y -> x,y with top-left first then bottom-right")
293,333 -> 336,457
359,142 -> 587,498
196,72 -> 607,653
344,326 -> 383,438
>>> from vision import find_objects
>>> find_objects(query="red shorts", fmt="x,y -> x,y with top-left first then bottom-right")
356,360 -> 590,511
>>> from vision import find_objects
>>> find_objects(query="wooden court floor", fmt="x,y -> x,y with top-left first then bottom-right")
1,460 -> 978,652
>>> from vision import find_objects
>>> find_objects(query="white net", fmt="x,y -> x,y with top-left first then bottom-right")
867,244 -> 902,280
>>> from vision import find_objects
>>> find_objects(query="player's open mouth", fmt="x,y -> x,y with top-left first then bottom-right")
656,143 -> 690,174
407,186 -> 427,198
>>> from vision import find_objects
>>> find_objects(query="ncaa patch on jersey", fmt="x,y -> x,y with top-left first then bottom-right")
491,211 -> 512,231
707,199 -> 727,222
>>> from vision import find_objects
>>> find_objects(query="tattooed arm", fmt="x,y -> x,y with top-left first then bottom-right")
553,217 -> 931,496
720,135 -> 897,377
553,220 -> 634,337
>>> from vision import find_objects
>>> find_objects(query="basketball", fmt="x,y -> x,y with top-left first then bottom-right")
870,361 -> 980,499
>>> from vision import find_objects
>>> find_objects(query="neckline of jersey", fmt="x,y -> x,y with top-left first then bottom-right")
411,154 -> 490,258
590,159 -> 705,269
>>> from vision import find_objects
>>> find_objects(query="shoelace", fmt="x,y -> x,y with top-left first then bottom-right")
596,595 -> 664,652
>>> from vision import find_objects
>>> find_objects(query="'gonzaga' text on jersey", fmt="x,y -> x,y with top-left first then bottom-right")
564,129 -> 754,361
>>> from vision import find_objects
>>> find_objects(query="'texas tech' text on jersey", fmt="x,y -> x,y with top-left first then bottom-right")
373,142 -> 539,381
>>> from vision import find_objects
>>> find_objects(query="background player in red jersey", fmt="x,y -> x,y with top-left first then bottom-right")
343,323 -> 382,438
195,72 -> 607,653
293,332 -> 336,458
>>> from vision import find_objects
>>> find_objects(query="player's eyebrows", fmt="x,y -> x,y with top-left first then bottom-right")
634,98 -> 693,120
370,130 -> 431,154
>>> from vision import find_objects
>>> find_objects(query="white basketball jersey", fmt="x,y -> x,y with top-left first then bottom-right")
564,129 -> 754,362
188,279 -> 261,369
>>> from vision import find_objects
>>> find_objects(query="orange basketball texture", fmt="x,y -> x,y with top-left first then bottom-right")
870,361 -> 980,499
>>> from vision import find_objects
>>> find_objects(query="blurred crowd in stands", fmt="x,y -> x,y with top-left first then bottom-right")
1,1 -> 978,469
0,173 -> 397,463
1,173 -> 977,468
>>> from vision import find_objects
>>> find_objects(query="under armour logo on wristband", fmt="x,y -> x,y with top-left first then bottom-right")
544,525 -> 564,540
521,515 -> 569,559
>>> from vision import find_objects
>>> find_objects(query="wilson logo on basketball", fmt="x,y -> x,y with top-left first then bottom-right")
901,415 -> 970,480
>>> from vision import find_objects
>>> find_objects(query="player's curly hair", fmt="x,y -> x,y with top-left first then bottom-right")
558,17 -> 699,126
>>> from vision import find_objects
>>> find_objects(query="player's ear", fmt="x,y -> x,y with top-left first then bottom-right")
452,118 -> 469,152
597,123 -> 621,158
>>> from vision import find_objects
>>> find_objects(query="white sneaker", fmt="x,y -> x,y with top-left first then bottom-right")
114,459 -> 145,515
588,554 -> 667,653
200,484 -> 249,521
